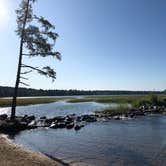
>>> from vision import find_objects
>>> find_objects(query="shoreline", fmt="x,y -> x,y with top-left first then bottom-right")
0,134 -> 67,166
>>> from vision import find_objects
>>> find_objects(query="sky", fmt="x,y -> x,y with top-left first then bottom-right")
0,0 -> 166,91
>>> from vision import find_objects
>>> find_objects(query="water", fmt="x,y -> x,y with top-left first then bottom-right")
1,102 -> 166,166
0,101 -> 110,118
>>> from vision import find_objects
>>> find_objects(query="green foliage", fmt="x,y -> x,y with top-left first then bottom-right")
68,95 -> 166,107
16,0 -> 61,82
150,94 -> 159,105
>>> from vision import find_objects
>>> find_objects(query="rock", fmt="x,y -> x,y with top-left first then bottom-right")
113,116 -> 120,120
28,115 -> 35,121
27,120 -> 37,129
74,123 -> 85,130
66,123 -> 74,129
129,113 -> 135,118
57,122 -> 66,128
0,120 -> 28,134
40,116 -> 47,119
82,115 -> 97,122
45,118 -> 53,125
50,123 -> 58,129
134,111 -> 145,116
66,115 -> 75,121
0,114 -> 8,120
22,115 -> 35,123
37,119 -> 49,127
65,120 -> 73,125
76,116 -> 82,122
74,125 -> 81,130
52,116 -> 65,122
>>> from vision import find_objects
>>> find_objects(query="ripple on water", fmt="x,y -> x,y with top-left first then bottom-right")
1,102 -> 166,166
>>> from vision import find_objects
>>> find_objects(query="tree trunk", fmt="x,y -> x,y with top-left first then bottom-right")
11,0 -> 30,120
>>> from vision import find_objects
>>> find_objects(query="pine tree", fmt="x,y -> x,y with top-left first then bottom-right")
11,0 -> 61,120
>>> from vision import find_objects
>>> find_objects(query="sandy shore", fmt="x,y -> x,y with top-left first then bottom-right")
0,134 -> 65,166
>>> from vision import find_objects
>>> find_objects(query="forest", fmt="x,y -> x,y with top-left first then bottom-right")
0,86 -> 165,97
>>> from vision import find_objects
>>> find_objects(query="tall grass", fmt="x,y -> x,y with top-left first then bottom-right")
0,98 -> 62,107
68,94 -> 166,107
95,104 -> 130,115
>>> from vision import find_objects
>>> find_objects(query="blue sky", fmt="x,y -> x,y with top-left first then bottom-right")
0,0 -> 166,90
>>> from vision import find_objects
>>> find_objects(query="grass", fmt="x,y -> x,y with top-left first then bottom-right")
95,104 -> 130,115
1,94 -> 166,109
68,94 -> 166,107
0,97 -> 63,107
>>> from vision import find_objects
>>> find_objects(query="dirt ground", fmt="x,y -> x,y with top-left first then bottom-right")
0,134 -> 64,166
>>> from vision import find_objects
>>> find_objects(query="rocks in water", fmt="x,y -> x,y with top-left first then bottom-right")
0,120 -> 28,134
0,114 -> 8,120
57,122 -> 66,128
129,113 -> 135,118
113,116 -> 120,120
0,114 -> 38,134
22,115 -> 35,123
50,122 -> 66,129
40,116 -> 47,119
52,116 -> 65,122
37,119 -> 50,127
82,115 -> 97,122
0,104 -> 165,134
50,123 -> 58,129
74,125 -> 81,130
27,120 -> 37,129
66,123 -> 74,129
74,124 -> 84,131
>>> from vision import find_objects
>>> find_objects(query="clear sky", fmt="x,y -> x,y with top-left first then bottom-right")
0,0 -> 165,91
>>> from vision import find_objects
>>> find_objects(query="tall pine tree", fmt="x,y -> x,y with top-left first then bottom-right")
11,0 -> 61,120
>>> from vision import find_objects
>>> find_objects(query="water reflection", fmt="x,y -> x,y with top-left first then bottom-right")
14,115 -> 166,166
1,101 -> 166,166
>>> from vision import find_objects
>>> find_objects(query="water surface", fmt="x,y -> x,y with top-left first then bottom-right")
1,101 -> 166,166
13,115 -> 166,166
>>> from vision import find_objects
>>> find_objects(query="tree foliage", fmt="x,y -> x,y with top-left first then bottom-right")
16,0 -> 61,82
11,0 -> 61,119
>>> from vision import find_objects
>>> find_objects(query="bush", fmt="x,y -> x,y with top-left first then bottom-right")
150,94 -> 159,105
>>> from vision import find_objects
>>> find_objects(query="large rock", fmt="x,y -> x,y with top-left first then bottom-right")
0,114 -> 8,120
0,119 -> 28,134
22,115 -> 35,123
27,120 -> 37,129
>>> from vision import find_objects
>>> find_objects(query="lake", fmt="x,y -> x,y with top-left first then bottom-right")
1,101 -> 166,166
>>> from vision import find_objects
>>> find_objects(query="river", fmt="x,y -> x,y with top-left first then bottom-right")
1,101 -> 166,166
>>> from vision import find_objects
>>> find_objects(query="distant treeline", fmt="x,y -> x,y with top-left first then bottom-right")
0,86 -> 166,97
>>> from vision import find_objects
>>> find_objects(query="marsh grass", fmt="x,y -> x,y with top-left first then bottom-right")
95,104 -> 130,115
68,95 -> 166,107
0,98 -> 62,107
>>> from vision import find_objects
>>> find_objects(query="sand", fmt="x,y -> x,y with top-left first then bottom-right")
0,134 -> 64,166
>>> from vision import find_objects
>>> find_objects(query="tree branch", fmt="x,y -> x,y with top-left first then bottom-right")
22,52 -> 61,60
20,81 -> 30,87
20,70 -> 33,74
21,64 -> 56,80
20,76 -> 29,80
22,64 -> 43,73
